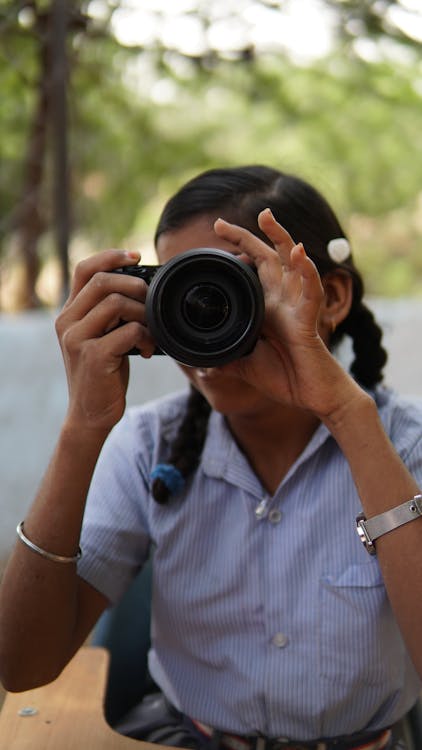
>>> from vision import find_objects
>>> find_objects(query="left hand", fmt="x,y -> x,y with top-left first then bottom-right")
214,209 -> 361,418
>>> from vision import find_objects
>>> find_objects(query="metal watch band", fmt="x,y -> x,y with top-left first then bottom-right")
356,494 -> 422,555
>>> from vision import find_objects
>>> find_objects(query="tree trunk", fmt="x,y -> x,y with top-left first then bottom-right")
15,14 -> 52,309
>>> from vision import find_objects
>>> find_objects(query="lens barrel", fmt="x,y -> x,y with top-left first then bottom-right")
145,248 -> 264,367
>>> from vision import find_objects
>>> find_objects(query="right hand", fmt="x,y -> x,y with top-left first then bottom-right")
214,213 -> 358,420
56,249 -> 155,432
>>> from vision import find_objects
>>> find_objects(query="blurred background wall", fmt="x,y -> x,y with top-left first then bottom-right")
0,312 -> 185,560
1,300 -> 422,561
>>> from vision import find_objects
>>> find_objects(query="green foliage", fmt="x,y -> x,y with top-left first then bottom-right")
324,0 -> 422,52
88,50 -> 420,298
0,4 -> 39,230
0,0 -> 421,305
69,39 -> 213,245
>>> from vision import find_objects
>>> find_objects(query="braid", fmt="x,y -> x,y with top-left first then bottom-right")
152,388 -> 211,504
339,301 -> 387,389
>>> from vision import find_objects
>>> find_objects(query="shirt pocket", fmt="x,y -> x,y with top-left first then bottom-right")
319,561 -> 398,687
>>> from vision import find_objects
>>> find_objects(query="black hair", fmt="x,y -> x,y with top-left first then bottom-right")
151,165 -> 387,504
152,387 -> 211,504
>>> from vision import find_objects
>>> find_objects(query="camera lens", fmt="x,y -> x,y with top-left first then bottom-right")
146,248 -> 265,367
182,284 -> 230,331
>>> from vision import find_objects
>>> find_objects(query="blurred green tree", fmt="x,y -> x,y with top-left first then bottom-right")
0,0 -> 421,308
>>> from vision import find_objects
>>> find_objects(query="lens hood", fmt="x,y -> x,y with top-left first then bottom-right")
145,248 -> 264,367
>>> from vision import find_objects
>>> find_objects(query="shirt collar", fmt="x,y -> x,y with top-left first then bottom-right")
201,410 -> 332,498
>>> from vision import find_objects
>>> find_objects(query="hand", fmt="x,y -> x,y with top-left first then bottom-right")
214,210 -> 361,418
56,249 -> 156,432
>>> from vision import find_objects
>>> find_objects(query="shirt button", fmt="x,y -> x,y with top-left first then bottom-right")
255,499 -> 269,520
272,632 -> 289,648
268,509 -> 282,524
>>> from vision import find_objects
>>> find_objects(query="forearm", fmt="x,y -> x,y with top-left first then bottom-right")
0,420 -> 109,690
324,391 -> 419,509
0,249 -> 153,691
323,391 -> 422,675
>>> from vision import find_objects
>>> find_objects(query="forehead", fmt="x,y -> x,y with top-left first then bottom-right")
156,215 -> 240,264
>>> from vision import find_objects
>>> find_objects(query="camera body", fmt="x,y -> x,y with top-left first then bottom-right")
113,248 -> 265,367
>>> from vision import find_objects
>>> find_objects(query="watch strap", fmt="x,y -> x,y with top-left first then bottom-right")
356,494 -> 422,554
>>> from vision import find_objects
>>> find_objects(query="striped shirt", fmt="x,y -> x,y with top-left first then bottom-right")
78,387 -> 422,740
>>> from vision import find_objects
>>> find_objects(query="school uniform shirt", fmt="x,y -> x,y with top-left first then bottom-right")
77,386 -> 422,741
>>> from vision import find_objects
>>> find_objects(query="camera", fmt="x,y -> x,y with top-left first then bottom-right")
113,248 -> 265,367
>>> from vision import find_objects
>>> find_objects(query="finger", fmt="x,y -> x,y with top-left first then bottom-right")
65,294 -> 148,347
215,216 -> 293,302
256,214 -> 323,310
65,249 -> 141,307
64,315 -> 156,362
62,271 -> 148,327
290,243 -> 324,304
73,321 -> 156,367
214,217 -> 279,266
215,210 -> 297,265
216,337 -> 270,384
102,321 -> 156,359
257,208 -> 296,265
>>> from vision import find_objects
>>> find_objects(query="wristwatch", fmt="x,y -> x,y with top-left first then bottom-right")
356,494 -> 422,555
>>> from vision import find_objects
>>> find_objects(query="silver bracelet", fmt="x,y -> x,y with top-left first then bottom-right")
16,522 -> 82,564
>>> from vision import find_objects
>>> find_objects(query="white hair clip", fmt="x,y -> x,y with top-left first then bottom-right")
327,238 -> 351,264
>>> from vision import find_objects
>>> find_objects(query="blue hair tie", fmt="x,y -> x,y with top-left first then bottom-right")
150,464 -> 185,494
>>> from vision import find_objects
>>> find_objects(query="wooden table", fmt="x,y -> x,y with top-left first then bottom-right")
0,646 -> 166,750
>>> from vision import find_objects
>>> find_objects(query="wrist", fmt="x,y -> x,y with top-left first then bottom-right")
61,414 -> 111,454
319,385 -> 376,439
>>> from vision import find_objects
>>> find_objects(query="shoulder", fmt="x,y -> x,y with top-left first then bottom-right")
98,389 -> 191,468
117,388 -> 191,446
126,388 -> 191,430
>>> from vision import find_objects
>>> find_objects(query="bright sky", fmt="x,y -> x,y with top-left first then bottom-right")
102,0 -> 422,63
105,0 -> 337,64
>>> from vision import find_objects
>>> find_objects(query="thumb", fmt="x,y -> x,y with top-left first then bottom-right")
216,339 -> 268,383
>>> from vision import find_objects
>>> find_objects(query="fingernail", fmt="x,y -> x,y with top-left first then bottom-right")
125,250 -> 140,260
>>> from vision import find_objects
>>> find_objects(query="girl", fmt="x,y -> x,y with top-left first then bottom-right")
1,166 -> 421,750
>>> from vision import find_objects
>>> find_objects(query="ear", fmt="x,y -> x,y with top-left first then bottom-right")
319,271 -> 353,342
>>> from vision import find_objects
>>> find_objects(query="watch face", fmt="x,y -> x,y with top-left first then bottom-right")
356,513 -> 376,555
410,495 -> 422,515
356,495 -> 422,558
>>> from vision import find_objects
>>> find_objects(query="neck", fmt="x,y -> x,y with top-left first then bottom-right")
226,404 -> 320,495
